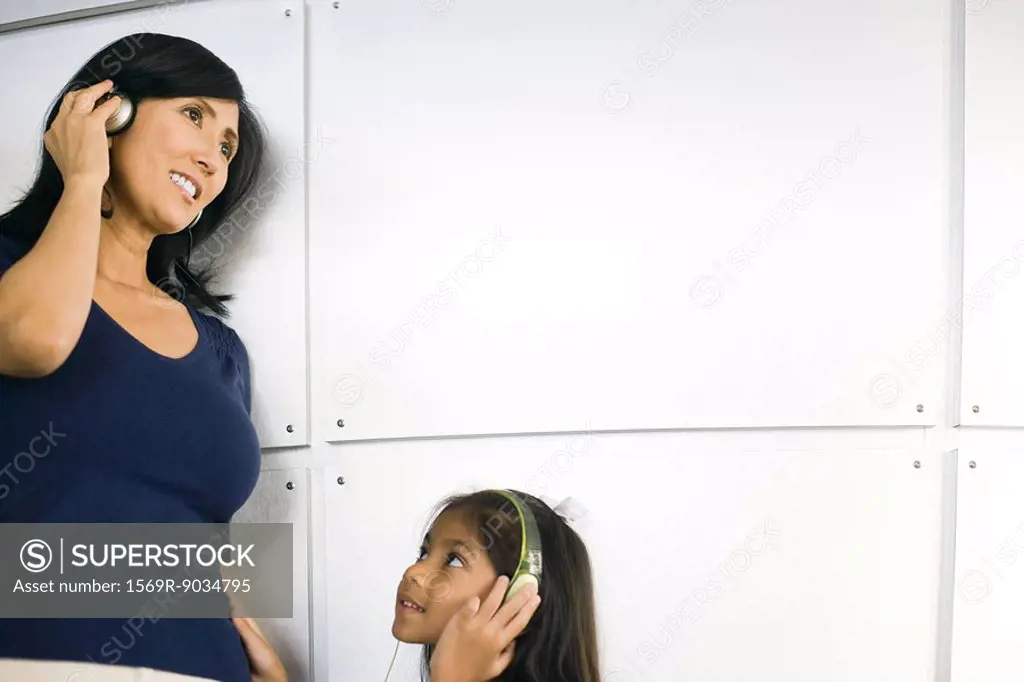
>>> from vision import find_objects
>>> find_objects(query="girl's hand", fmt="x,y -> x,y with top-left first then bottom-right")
233,616 -> 289,682
44,80 -> 121,188
429,575 -> 541,682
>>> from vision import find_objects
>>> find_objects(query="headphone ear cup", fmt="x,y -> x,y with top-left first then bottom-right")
504,573 -> 539,604
103,91 -> 136,136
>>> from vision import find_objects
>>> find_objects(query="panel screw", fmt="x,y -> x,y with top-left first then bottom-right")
972,405 -> 980,413
916,404 -> 924,413
969,461 -> 976,469
285,9 -> 292,16
286,424 -> 294,433
337,419 -> 345,428
337,477 -> 345,485
913,460 -> 921,469
286,481 -> 294,490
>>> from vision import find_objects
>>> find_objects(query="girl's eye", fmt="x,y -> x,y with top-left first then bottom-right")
416,546 -> 428,561
185,106 -> 201,124
220,142 -> 233,158
445,553 -> 465,569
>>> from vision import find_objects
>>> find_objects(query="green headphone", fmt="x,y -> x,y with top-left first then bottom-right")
491,490 -> 543,603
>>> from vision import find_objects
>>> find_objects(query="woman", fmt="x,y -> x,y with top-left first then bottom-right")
0,33 -> 267,682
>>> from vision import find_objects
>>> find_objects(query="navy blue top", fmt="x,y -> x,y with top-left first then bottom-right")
0,233 -> 262,682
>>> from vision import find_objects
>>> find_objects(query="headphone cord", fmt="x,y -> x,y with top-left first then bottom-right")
383,640 -> 400,682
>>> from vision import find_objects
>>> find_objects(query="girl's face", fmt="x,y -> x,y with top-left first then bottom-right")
392,509 -> 499,644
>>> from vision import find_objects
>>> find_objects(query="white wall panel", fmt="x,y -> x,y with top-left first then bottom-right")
950,450 -> 1024,681
322,438 -> 945,682
308,0 -> 948,442
958,0 -> 1024,426
234,467 -> 312,682
0,0 -> 145,30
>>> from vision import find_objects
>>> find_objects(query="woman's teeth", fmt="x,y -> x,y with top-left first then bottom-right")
170,172 -> 197,199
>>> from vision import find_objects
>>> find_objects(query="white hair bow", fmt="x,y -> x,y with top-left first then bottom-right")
539,495 -> 588,526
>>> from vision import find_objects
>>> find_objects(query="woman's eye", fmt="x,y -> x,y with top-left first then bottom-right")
185,107 -> 201,124
446,553 -> 465,568
220,142 -> 233,158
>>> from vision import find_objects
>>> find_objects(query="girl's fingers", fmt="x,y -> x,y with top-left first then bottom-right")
492,579 -> 537,629
488,641 -> 516,679
499,592 -> 541,645
477,575 -> 510,622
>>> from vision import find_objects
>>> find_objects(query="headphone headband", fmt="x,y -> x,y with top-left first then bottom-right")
491,489 -> 543,603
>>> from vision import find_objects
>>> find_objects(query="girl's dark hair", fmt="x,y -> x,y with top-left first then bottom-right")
421,489 -> 601,682
0,32 -> 268,317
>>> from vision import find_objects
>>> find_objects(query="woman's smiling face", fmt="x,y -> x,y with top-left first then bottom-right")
108,95 -> 239,232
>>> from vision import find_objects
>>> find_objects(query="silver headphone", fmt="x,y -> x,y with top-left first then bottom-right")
99,88 -> 136,136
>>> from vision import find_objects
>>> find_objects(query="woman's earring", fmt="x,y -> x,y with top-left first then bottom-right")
185,209 -> 203,231
182,211 -> 201,269
186,225 -> 195,267
100,185 -> 113,219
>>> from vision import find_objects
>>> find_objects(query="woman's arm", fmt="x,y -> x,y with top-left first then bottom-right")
0,81 -> 121,378
0,178 -> 105,377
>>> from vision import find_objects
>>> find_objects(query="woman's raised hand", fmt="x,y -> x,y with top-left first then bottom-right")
44,79 -> 121,188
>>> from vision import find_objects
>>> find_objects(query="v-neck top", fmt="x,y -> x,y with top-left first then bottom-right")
0,232 -> 261,682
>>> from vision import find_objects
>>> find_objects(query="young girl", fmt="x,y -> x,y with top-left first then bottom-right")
393,488 -> 602,682
234,488 -> 601,682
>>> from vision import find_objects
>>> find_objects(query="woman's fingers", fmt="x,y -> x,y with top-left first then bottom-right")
66,79 -> 114,113
234,616 -> 271,657
45,79 -> 117,184
234,616 -> 260,644
247,616 -> 268,639
236,616 -> 267,641
233,617 -> 289,682
89,93 -> 122,122
234,618 -> 272,669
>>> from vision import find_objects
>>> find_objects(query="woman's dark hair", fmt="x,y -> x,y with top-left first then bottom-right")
0,32 -> 268,317
420,489 -> 602,682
